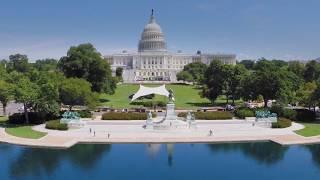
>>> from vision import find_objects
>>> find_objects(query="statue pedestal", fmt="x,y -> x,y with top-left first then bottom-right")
145,118 -> 153,129
165,103 -> 177,121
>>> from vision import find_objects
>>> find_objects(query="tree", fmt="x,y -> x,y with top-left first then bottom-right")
115,67 -> 123,83
223,64 -> 248,105
58,43 -> 116,94
0,64 -> 8,81
34,59 -> 58,71
254,58 -> 278,72
311,84 -> 320,111
296,82 -> 317,110
304,60 -> 320,82
277,69 -> 303,105
31,71 -> 64,118
115,67 -> 123,77
59,78 -> 98,110
180,62 -> 207,83
257,71 -> 283,107
176,71 -> 194,82
239,60 -> 255,70
7,54 -> 30,73
243,60 -> 284,107
0,80 -> 13,115
271,59 -> 288,68
288,61 -> 305,78
14,77 -> 39,124
202,60 -> 226,104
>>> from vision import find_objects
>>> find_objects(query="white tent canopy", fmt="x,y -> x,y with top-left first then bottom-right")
131,84 -> 169,102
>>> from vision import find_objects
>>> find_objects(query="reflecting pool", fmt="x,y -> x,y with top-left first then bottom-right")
1,142 -> 320,180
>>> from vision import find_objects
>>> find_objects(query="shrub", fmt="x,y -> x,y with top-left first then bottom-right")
101,112 -> 156,120
77,110 -> 92,118
282,109 -> 297,121
45,120 -> 68,130
295,109 -> 316,122
270,105 -> 283,116
272,118 -> 292,128
178,111 -> 233,120
234,108 -> 255,119
177,112 -> 187,118
270,105 -> 297,121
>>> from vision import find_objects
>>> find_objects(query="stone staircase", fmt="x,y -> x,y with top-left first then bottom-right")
0,103 -> 3,116
122,69 -> 136,83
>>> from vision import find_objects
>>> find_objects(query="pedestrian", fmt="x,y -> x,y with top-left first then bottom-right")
209,130 -> 213,136
89,128 -> 92,133
94,131 -> 96,137
108,133 -> 110,139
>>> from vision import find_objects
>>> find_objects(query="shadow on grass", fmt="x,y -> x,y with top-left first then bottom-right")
99,98 -> 110,103
130,102 -> 145,106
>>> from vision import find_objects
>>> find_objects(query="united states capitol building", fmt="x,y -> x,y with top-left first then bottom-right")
105,10 -> 236,83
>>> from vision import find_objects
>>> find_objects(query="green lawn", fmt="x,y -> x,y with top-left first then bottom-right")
295,122 -> 320,137
1,116 -> 47,139
0,116 -> 8,122
100,84 -> 243,109
5,125 -> 47,139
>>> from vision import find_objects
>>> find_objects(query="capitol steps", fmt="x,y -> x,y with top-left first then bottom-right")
0,103 -> 3,116
122,69 -> 136,83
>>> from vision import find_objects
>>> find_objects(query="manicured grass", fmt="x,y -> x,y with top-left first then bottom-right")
100,84 -> 243,109
0,116 -> 8,122
295,122 -> 320,137
5,125 -> 47,139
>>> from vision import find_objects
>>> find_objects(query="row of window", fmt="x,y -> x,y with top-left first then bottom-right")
135,71 -> 170,76
140,65 -> 184,69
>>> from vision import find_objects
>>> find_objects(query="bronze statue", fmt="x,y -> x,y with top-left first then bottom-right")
168,88 -> 175,102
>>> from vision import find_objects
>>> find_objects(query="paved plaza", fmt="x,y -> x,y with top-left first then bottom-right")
1,118 -> 320,148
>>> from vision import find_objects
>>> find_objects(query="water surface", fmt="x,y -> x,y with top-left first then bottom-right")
1,142 -> 320,180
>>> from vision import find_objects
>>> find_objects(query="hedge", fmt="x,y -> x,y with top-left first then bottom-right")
295,109 -> 316,122
101,112 -> 156,120
130,101 -> 166,107
178,111 -> 233,120
77,110 -> 92,118
45,120 -> 68,130
272,118 -> 292,128
9,112 -> 59,124
234,108 -> 255,119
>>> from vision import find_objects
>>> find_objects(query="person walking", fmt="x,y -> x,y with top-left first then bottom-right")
209,130 -> 213,136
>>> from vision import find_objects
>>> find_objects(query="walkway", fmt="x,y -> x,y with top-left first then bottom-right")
1,120 -> 320,148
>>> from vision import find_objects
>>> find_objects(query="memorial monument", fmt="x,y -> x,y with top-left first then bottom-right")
60,111 -> 86,128
131,85 -> 196,130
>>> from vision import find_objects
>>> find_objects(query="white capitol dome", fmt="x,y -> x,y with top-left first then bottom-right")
138,10 -> 167,52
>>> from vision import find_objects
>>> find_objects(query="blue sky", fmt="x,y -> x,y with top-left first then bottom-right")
0,0 -> 319,61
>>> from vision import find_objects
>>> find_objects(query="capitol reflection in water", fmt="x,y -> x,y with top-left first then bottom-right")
1,142 -> 320,180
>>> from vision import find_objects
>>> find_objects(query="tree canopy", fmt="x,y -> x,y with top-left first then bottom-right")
59,78 -> 98,110
176,62 -> 207,83
58,43 -> 116,94
202,60 -> 226,104
7,54 -> 31,73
